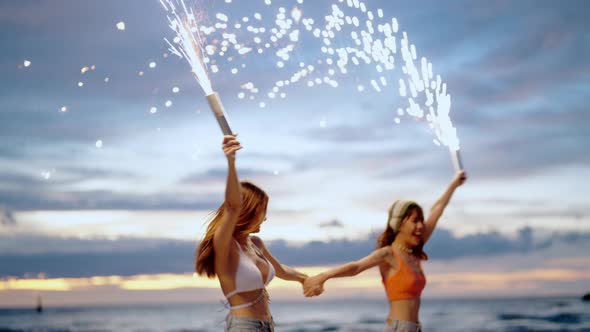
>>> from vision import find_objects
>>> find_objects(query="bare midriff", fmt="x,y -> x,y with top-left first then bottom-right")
387,297 -> 421,323
227,289 -> 272,321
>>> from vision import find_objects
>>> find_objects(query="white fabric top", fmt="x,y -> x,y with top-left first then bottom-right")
225,239 -> 275,301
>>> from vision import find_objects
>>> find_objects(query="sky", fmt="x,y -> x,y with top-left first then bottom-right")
0,0 -> 589,307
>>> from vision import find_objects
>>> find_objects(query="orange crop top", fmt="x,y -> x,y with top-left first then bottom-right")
383,247 -> 426,301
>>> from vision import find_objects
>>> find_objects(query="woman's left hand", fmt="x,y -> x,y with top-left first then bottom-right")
452,170 -> 467,187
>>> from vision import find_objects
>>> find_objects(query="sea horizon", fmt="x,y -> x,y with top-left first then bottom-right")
2,292 -> 586,309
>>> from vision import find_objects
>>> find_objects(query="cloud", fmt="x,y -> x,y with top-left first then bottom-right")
0,237 -> 195,278
0,236 -> 192,277
318,219 -> 344,228
0,206 -> 16,226
0,188 -> 221,211
179,167 -> 275,184
0,167 -> 139,190
1,226 -> 589,278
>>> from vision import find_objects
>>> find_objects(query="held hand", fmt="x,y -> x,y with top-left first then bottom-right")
222,134 -> 242,160
303,274 -> 325,297
452,170 -> 467,188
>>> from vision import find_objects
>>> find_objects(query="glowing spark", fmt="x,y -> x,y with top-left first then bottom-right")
189,0 -> 461,155
81,66 -> 89,74
116,21 -> 126,30
95,140 -> 103,148
291,7 -> 302,23
289,30 -> 300,42
238,47 -> 252,55
172,86 -> 180,93
150,107 -> 158,114
104,77 -> 110,83
165,100 -> 172,107
161,0 -> 214,96
23,60 -> 31,67
370,79 -> 381,92
41,171 -> 51,180
59,106 -> 68,113
78,82 -> 84,87
149,61 -> 157,68
399,79 -> 407,97
216,13 -> 228,22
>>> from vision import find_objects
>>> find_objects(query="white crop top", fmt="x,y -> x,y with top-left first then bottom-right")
225,239 -> 275,301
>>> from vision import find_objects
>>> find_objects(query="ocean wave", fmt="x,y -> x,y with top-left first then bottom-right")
498,312 -> 582,324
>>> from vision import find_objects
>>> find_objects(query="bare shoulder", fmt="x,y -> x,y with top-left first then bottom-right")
249,235 -> 265,248
374,246 -> 393,259
376,247 -> 394,275
381,246 -> 398,267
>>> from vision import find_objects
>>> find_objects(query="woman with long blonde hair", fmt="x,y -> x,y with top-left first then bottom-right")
196,135 -> 307,331
303,171 -> 467,332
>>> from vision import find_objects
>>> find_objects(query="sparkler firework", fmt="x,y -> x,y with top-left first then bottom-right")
159,0 -> 463,170
160,0 -> 234,135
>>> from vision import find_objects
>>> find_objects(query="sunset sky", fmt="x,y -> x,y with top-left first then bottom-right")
1,0 -> 589,307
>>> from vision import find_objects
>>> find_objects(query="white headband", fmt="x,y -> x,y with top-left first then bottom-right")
388,200 -> 417,232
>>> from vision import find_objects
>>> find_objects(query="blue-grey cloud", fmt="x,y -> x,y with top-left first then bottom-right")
1,227 -> 589,278
0,188 -> 220,211
0,167 -> 139,190
180,167 -> 275,184
0,206 -> 16,226
318,219 -> 344,229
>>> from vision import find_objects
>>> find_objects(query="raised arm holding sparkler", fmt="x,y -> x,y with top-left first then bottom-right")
422,170 -> 466,243
196,135 -> 307,331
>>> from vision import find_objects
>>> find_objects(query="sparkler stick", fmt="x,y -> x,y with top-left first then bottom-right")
206,92 -> 233,136
450,149 -> 464,172
160,0 -> 234,135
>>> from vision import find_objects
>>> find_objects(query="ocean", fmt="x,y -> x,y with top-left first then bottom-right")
0,296 -> 588,332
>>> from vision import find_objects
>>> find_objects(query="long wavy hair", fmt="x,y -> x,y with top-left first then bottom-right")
376,202 -> 428,260
195,181 -> 269,278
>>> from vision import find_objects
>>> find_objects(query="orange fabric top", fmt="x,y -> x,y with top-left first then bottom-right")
383,247 -> 426,301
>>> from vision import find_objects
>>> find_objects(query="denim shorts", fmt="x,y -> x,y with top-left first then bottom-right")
384,319 -> 421,332
225,315 -> 275,332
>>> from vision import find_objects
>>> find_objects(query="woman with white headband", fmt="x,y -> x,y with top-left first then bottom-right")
303,170 -> 466,332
